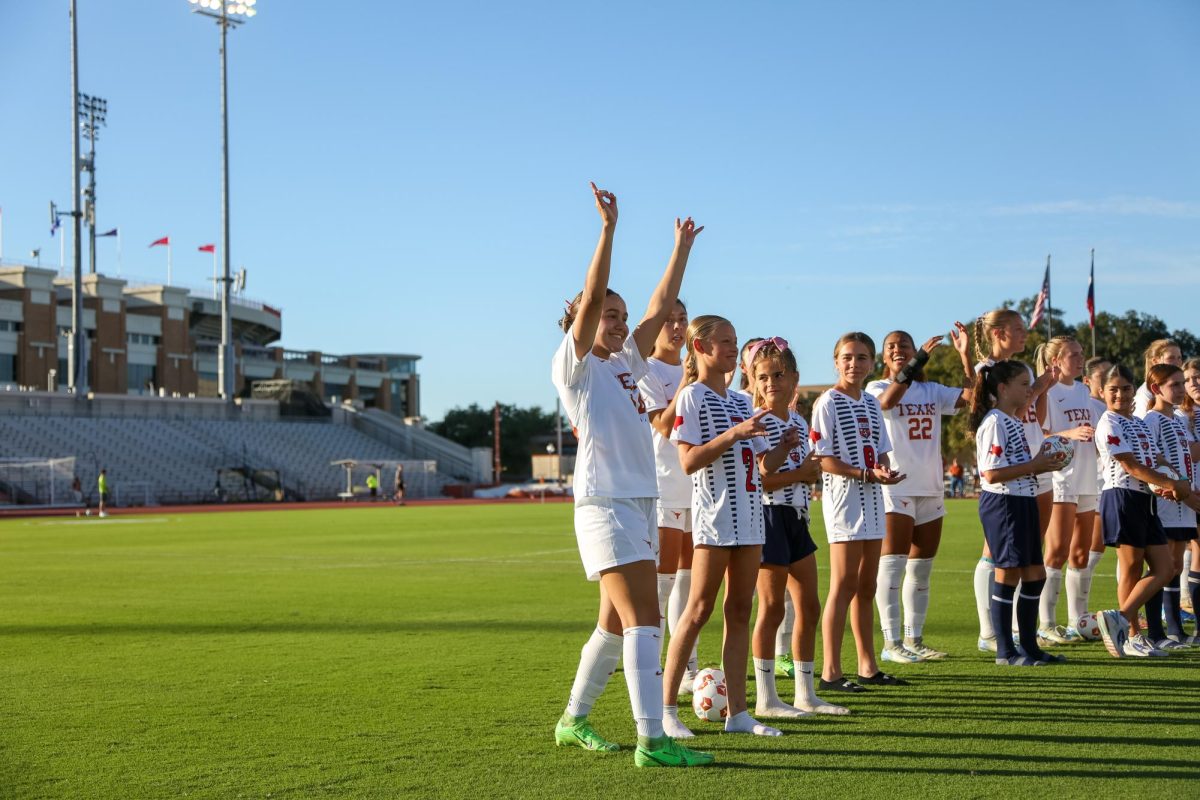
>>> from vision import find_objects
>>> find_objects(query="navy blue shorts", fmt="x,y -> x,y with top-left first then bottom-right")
1099,489 -> 1168,549
1163,526 -> 1198,542
762,505 -> 818,567
978,492 -> 1042,569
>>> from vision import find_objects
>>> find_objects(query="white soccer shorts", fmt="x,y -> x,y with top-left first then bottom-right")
884,494 -> 946,526
657,505 -> 692,532
574,497 -> 658,581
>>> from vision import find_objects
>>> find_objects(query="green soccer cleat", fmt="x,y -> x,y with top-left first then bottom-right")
775,653 -> 796,678
555,714 -> 619,752
634,735 -> 715,767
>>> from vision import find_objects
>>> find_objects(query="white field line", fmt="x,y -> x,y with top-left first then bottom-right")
25,517 -> 174,527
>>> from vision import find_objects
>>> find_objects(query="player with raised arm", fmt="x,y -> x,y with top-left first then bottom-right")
1034,336 -> 1100,643
866,325 -> 973,663
971,309 -> 1058,652
1133,339 -> 1183,418
1093,365 -> 1192,658
1178,358 -> 1200,622
747,338 -> 848,716
661,316 -> 799,739
637,300 -> 701,691
812,333 -> 907,693
551,183 -> 711,767
971,361 -> 1068,666
1142,363 -> 1199,647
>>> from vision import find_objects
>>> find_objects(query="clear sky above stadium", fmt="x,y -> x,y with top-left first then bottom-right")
2,1 -> 1198,420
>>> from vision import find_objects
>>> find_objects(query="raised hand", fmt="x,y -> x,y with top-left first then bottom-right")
950,321 -> 970,355
921,334 -> 946,354
590,181 -> 617,226
731,409 -> 770,441
675,216 -> 704,249
1033,365 -> 1061,393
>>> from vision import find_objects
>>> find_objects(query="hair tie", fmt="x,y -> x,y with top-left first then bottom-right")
747,336 -> 789,364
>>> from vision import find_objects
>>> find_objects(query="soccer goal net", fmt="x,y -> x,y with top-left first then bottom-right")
0,457 -> 79,506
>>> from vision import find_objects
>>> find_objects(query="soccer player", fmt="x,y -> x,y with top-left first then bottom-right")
747,337 -> 847,716
1035,336 -> 1101,643
393,465 -> 406,505
662,316 -> 799,739
812,332 -> 907,692
637,299 -> 699,691
866,325 -> 972,663
971,360 -> 1068,665
1142,363 -> 1199,646
1177,358 -> 1200,619
97,468 -> 109,518
1133,339 -> 1183,418
551,182 -> 711,767
1093,365 -> 1192,658
971,309 -> 1058,652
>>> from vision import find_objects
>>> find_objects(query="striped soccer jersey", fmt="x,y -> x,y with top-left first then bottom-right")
1095,411 -> 1157,494
976,359 -> 1044,463
1143,410 -> 1196,528
759,408 -> 812,511
1175,407 -> 1200,489
810,388 -> 892,538
976,408 -> 1038,497
672,383 -> 768,546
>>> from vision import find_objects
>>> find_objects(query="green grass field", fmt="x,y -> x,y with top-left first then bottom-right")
2,501 -> 1199,799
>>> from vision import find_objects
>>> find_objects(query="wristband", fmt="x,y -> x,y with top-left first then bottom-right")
896,349 -> 930,386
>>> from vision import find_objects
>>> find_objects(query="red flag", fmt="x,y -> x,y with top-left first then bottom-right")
198,244 -> 215,253
149,236 -> 170,247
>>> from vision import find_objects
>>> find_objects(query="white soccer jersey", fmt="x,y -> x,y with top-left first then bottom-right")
1133,383 -> 1154,419
1045,380 -> 1099,496
638,357 -> 692,508
1091,396 -> 1109,491
671,383 -> 768,545
1143,410 -> 1197,528
759,408 -> 812,510
975,359 -> 1044,459
552,332 -> 656,501
865,379 -> 961,497
975,409 -> 1038,497
1095,411 -> 1157,495
1175,407 -> 1200,488
810,389 -> 893,538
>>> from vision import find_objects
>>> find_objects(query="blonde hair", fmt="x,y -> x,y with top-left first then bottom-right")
1033,335 -> 1078,376
558,289 -> 619,333
683,315 -> 732,387
748,341 -> 798,409
1180,357 -> 1200,424
1143,338 -> 1181,379
972,309 -> 1023,363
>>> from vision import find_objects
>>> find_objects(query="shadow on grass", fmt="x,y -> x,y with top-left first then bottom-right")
0,620 -> 588,636
711,759 -> 1200,780
714,745 -> 1190,771
828,728 -> 1200,749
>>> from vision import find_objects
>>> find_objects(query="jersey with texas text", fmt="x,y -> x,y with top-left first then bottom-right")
866,379 -> 960,497
1045,380 -> 1099,495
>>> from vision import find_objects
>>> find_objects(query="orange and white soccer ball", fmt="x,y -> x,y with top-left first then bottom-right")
1077,611 -> 1102,641
691,667 -> 728,722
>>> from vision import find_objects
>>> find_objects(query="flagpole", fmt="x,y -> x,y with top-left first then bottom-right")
117,229 -> 122,276
60,226 -> 66,273
167,241 -> 173,285
213,249 -> 218,299
1045,254 -> 1052,340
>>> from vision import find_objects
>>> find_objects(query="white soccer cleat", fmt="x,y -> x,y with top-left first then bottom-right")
1129,634 -> 1168,657
677,671 -> 697,696
881,644 -> 922,664
1095,610 -> 1128,659
904,638 -> 948,661
1037,625 -> 1073,645
976,635 -> 998,653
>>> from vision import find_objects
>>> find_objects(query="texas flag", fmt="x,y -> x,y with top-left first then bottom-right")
149,236 -> 170,247
990,445 -> 1003,457
198,244 -> 215,253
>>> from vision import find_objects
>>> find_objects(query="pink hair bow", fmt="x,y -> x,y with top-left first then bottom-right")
747,336 -> 789,363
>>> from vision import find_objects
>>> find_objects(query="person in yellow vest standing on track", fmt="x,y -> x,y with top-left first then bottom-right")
366,471 -> 379,501
97,469 -> 109,518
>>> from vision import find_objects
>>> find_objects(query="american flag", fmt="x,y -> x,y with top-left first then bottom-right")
1029,263 -> 1050,329
1086,251 -> 1095,329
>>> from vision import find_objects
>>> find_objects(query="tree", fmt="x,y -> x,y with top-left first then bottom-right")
432,403 -> 558,481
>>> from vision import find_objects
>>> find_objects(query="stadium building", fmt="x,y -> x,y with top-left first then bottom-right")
1,261 -> 491,507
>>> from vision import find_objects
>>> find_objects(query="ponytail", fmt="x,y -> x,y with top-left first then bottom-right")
968,360 -> 1027,432
974,308 -> 1024,363
1035,335 -> 1078,376
972,317 -> 988,365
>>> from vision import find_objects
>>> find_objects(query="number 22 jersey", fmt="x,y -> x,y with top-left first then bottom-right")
865,379 -> 961,498
672,383 -> 768,546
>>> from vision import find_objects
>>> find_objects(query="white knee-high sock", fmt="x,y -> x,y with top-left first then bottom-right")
656,574 -> 675,626
903,557 -> 934,639
622,626 -> 664,738
876,554 -> 907,644
1040,567 -> 1063,628
1183,550 -> 1193,601
775,592 -> 795,656
1065,567 -> 1086,624
668,569 -> 698,672
974,558 -> 995,638
565,627 -> 622,718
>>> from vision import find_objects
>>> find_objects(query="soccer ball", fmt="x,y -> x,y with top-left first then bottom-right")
691,667 -> 728,722
1040,435 -> 1074,469
1076,611 -> 1102,641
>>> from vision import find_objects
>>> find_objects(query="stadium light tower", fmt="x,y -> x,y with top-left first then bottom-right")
67,0 -> 86,395
188,0 -> 258,404
78,93 -> 107,275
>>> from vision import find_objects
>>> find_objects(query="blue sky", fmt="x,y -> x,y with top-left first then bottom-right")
2,1 -> 1198,420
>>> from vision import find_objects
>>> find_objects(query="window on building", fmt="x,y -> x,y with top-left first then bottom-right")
127,363 -> 158,394
0,354 -> 17,383
0,320 -> 23,332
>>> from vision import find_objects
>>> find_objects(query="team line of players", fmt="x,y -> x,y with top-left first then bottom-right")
549,184 -> 1199,769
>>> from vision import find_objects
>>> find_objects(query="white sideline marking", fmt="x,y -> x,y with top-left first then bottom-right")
26,517 -> 174,527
